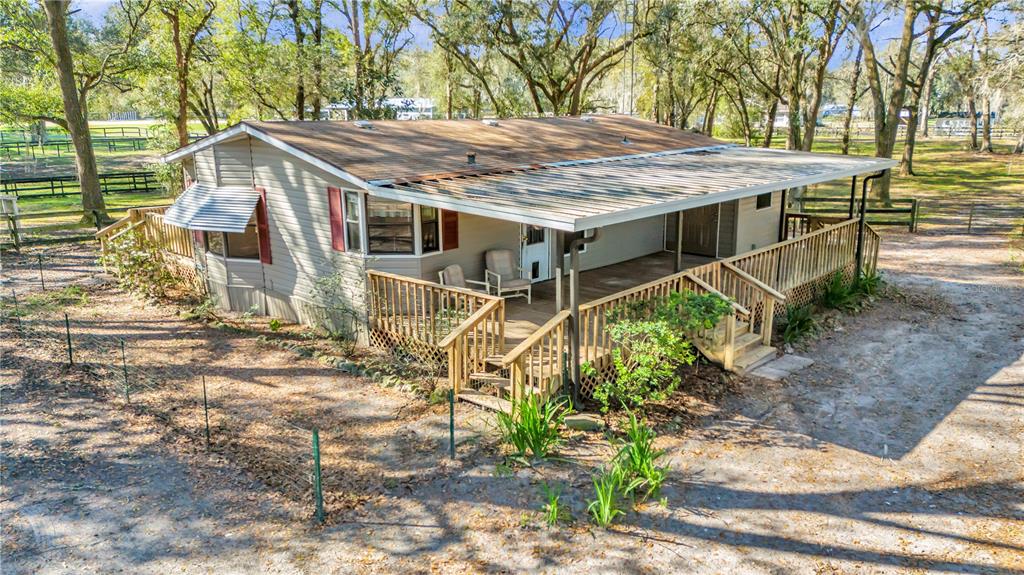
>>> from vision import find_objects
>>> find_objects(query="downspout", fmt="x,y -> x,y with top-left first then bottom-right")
856,171 -> 886,277
568,228 -> 600,405
777,189 -> 788,242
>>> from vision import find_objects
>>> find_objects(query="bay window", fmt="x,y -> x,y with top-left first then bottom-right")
367,197 -> 414,254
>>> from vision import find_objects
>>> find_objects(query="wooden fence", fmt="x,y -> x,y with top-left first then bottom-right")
1,171 -> 161,198
797,197 -> 920,232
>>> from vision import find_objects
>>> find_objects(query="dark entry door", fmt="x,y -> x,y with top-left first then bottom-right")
680,204 -> 720,257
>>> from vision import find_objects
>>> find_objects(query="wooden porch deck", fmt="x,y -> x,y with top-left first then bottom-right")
502,251 -> 714,345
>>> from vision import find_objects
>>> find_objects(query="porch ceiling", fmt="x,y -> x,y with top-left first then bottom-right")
374,146 -> 899,232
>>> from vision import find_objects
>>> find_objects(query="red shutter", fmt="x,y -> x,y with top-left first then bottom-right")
192,230 -> 204,244
441,210 -> 458,250
255,186 -> 272,264
327,187 -> 345,251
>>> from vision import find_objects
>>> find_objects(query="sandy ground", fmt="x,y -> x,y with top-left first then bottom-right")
2,228 -> 1022,574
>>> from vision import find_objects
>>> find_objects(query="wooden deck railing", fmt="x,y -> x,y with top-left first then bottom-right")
500,310 -> 570,400
440,299 -> 505,394
784,212 -> 846,239
143,212 -> 193,258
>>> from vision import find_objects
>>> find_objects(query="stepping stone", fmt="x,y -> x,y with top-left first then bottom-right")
751,354 -> 815,381
565,413 -> 605,431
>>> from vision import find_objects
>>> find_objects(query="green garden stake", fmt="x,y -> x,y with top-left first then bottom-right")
120,339 -> 130,403
11,289 -> 20,330
448,388 -> 455,460
312,428 -> 324,523
202,376 -> 210,449
38,254 -> 45,291
64,313 -> 72,365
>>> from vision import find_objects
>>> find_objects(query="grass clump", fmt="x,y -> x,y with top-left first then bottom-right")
586,414 -> 668,528
540,482 -> 571,527
495,394 -> 567,462
821,271 -> 858,311
587,467 -> 627,528
18,285 -> 89,315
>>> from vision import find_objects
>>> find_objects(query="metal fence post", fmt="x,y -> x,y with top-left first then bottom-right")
38,254 -> 45,290
121,339 -> 130,403
202,376 -> 211,449
968,205 -> 975,234
312,428 -> 324,523
448,389 -> 456,460
11,289 -> 20,330
64,313 -> 73,365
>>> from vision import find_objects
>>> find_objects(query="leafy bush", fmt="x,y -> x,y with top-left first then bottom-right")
614,412 -> 668,503
540,482 -> 570,527
495,394 -> 567,462
820,271 -> 857,311
782,304 -> 816,344
100,229 -> 180,298
268,318 -> 282,332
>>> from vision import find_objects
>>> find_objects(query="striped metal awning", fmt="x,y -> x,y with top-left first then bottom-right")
163,183 -> 260,233
373,146 -> 898,231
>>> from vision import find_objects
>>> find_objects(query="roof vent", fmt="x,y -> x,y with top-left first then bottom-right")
621,136 -> 631,145
580,115 -> 595,123
353,120 -> 373,129
481,119 -> 499,127
467,152 -> 476,165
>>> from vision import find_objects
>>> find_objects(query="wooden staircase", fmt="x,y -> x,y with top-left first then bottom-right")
691,319 -> 777,375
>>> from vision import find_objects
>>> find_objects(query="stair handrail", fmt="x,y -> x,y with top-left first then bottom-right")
438,298 -> 503,349
440,297 -> 504,394
499,309 -> 571,367
682,272 -> 751,316
720,261 -> 787,302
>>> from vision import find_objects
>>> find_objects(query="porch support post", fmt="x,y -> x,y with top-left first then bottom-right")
848,175 -> 858,219
674,211 -> 684,272
554,230 -> 565,311
567,229 -> 599,404
857,171 -> 886,277
777,189 -> 788,242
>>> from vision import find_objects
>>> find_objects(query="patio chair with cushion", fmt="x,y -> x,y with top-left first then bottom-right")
484,249 -> 532,303
438,264 -> 489,293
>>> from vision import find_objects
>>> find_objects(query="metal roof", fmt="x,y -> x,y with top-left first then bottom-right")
375,145 -> 898,231
163,183 -> 260,233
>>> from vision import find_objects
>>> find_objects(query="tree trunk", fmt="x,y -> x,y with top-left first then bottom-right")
763,97 -> 778,148
841,48 -> 862,155
702,86 -> 718,136
311,0 -> 323,120
920,65 -> 935,137
980,96 -> 993,152
165,10 -> 190,148
968,94 -> 979,150
900,106 -> 920,176
42,0 -> 106,224
289,0 -> 305,120
1013,132 -> 1023,154
444,53 -> 453,120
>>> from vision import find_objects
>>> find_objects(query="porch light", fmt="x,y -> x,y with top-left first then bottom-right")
467,152 -> 477,165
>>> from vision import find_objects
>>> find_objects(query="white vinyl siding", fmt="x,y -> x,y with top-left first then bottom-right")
562,215 -> 664,272
194,148 -> 217,183
214,139 -> 254,187
734,190 -> 782,253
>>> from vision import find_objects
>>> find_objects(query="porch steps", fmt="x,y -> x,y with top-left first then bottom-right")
458,389 -> 512,412
734,345 -> 777,373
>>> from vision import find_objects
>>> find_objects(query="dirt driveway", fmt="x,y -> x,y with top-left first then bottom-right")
2,228 -> 1022,574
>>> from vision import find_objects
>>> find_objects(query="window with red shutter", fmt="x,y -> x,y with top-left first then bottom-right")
441,210 -> 458,250
255,187 -> 272,264
327,187 -> 345,251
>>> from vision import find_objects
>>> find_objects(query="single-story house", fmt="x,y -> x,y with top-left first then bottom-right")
152,115 -> 896,403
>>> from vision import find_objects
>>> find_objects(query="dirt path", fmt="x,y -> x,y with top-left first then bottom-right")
2,230 -> 1021,573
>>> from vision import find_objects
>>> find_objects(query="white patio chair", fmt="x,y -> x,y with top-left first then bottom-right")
484,249 -> 532,303
438,264 -> 489,293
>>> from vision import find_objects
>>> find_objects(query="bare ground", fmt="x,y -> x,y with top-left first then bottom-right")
1,228 -> 1022,574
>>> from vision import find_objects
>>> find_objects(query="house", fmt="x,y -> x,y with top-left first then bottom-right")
124,115 -> 895,408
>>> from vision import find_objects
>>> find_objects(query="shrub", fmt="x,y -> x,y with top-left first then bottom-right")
268,318 -> 282,332
495,394 -> 567,462
782,304 -> 816,344
540,482 -> 570,527
821,271 -> 857,311
100,229 -> 180,298
614,412 -> 667,503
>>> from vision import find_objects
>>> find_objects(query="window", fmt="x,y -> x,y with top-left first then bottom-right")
344,191 -> 362,252
203,217 -> 260,260
756,192 -> 773,210
205,231 -> 224,256
420,205 -> 440,253
367,197 -> 414,254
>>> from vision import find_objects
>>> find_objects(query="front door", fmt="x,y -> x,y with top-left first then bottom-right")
680,204 -> 720,257
520,225 -> 551,282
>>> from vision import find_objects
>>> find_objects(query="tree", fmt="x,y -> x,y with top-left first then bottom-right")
1,0 -> 151,224
846,0 -> 918,204
338,0 -> 412,119
159,0 -> 216,147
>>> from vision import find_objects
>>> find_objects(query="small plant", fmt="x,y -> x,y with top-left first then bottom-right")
427,385 -> 449,405
587,466 -> 626,528
853,270 -> 883,297
494,394 -> 567,462
820,271 -> 857,311
268,318 -> 282,332
540,482 -> 570,527
99,229 -> 180,298
615,412 -> 667,503
18,286 -> 88,315
593,319 -> 695,412
182,297 -> 218,322
782,304 -> 816,344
